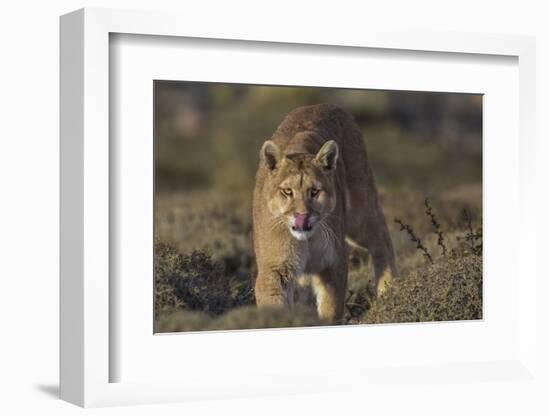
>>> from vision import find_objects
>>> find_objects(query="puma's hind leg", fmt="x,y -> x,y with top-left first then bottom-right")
345,176 -> 398,296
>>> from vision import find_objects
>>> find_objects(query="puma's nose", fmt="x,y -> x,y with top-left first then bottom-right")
293,212 -> 311,231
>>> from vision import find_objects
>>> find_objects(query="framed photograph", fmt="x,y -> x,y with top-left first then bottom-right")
60,8 -> 538,408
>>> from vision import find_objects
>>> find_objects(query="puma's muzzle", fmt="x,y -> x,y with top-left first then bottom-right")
293,212 -> 312,231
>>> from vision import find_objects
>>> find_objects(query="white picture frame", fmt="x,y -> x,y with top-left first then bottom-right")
60,7 -> 538,408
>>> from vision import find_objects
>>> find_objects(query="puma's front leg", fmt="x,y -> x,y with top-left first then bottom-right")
255,264 -> 297,307
311,264 -> 347,324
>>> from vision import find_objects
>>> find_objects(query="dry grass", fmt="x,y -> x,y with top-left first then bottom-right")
157,305 -> 321,333
153,85 -> 482,332
365,255 -> 482,324
155,186 -> 482,332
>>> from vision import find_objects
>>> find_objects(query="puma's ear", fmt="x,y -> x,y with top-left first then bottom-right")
260,140 -> 282,171
315,140 -> 339,171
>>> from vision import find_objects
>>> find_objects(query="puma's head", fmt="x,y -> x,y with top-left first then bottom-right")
260,139 -> 339,240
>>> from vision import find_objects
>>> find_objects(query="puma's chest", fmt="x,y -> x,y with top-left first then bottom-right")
302,231 -> 341,274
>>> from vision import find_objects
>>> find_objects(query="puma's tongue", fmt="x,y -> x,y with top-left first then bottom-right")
294,213 -> 310,231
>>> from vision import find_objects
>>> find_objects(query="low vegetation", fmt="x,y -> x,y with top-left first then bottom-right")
155,189 -> 482,332
154,83 -> 482,332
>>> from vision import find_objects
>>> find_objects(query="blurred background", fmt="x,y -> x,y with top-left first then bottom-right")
155,82 -> 482,193
154,81 -> 482,330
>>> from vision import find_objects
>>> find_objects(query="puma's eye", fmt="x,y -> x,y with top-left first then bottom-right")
281,188 -> 293,197
310,188 -> 320,198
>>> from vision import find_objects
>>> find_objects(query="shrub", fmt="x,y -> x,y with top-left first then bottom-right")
155,241 -> 188,318
155,242 -> 230,318
155,191 -> 483,331
345,263 -> 376,323
364,254 -> 482,323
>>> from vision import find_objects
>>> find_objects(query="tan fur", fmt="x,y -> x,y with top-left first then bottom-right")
252,104 -> 398,323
